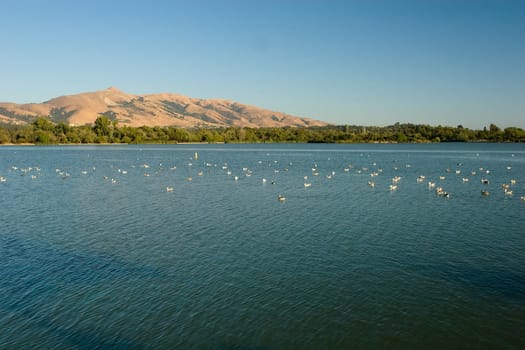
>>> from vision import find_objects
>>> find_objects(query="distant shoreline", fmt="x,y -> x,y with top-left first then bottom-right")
1,140 -> 522,147
1,119 -> 524,144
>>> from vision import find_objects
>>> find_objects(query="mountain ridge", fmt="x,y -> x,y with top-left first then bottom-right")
0,87 -> 329,128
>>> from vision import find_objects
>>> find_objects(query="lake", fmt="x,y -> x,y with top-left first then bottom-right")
1,143 -> 524,349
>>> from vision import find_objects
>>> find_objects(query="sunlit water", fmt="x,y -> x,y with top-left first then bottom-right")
1,143 -> 524,349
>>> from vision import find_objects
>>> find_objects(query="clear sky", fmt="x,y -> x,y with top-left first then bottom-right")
1,0 -> 524,129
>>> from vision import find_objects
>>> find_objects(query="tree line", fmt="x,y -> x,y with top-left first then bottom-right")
0,116 -> 524,144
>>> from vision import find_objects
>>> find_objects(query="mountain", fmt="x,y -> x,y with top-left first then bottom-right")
0,87 -> 329,128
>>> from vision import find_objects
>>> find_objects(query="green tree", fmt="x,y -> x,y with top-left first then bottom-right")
0,127 -> 11,143
488,123 -> 503,141
503,127 -> 525,142
78,125 -> 96,143
66,130 -> 81,143
93,116 -> 112,137
15,125 -> 35,143
396,133 -> 408,143
33,117 -> 55,131
35,130 -> 56,144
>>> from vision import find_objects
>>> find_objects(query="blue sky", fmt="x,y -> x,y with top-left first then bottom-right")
1,0 -> 524,129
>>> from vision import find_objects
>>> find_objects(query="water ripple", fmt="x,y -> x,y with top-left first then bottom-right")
1,143 -> 524,349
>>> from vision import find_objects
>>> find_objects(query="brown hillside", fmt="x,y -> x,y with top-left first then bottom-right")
0,87 -> 329,128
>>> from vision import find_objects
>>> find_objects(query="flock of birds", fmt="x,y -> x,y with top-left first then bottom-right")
1,151 -> 524,204
360,162 -> 521,202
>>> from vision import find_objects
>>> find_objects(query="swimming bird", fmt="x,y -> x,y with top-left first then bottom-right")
278,195 -> 286,202
481,190 -> 490,196
166,186 -> 174,192
436,187 -> 449,198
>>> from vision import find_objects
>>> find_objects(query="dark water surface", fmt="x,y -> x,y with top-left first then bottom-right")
1,143 -> 524,349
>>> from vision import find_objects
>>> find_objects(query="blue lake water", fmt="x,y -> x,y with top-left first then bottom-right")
1,143 -> 524,349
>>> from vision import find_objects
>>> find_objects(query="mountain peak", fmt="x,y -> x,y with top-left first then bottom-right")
106,86 -> 122,92
0,88 -> 330,128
